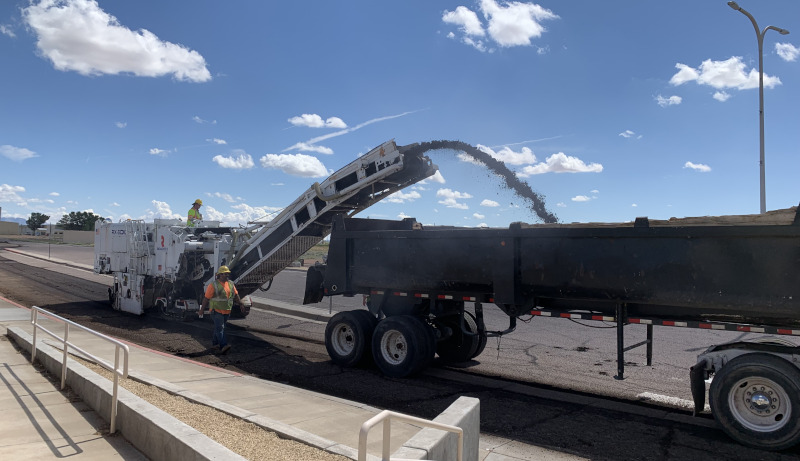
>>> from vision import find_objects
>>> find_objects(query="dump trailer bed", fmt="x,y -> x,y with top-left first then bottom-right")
306,206 -> 800,450
315,206 -> 800,326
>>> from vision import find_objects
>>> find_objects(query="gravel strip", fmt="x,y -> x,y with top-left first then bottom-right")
78,359 -> 350,461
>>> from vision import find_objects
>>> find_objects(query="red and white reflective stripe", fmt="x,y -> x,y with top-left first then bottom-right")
530,309 -> 800,336
413,293 -> 430,298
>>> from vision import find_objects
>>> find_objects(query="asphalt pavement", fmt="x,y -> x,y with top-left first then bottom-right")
0,241 -> 591,461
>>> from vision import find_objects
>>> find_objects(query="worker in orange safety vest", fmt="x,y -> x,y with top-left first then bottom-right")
198,265 -> 241,354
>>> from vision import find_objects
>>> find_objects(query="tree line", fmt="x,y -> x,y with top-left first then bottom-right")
26,211 -> 106,232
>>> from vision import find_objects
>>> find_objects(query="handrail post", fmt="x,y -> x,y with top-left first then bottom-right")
31,309 -> 38,363
61,323 -> 69,389
383,414 -> 391,460
28,306 -> 130,435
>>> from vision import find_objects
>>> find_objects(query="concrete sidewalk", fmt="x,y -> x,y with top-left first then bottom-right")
0,311 -> 146,460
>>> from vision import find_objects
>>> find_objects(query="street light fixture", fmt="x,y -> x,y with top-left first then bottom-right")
727,1 -> 790,214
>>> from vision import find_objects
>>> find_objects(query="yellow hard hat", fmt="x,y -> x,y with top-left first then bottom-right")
194,199 -> 203,205
217,265 -> 231,274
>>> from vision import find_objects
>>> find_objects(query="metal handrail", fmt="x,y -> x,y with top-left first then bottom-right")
358,409 -> 463,461
30,306 -> 130,434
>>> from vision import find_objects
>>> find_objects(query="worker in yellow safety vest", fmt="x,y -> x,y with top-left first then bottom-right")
187,199 -> 203,227
198,266 -> 241,354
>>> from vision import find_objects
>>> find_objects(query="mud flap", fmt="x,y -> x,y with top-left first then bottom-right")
303,265 -> 326,304
690,360 -> 707,416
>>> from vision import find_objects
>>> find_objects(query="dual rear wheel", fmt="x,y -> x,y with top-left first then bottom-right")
324,310 -> 487,378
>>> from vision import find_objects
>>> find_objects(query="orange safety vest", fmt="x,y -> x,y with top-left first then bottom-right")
208,280 -> 236,314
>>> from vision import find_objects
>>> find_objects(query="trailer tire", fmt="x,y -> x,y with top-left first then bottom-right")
372,315 -> 428,378
467,311 -> 488,359
709,353 -> 800,451
325,310 -> 377,367
436,312 -> 480,363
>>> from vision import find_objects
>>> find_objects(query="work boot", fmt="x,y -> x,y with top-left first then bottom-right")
221,344 -> 231,354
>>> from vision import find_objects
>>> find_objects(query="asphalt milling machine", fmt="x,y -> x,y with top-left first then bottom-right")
93,139 -> 437,319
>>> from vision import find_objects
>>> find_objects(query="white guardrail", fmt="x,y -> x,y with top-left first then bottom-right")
30,306 -> 130,433
359,409 -> 463,461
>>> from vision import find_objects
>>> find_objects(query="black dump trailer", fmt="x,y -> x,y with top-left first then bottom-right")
304,206 -> 800,450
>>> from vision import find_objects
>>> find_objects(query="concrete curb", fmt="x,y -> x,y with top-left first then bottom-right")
7,326 -> 246,461
392,397 -> 480,460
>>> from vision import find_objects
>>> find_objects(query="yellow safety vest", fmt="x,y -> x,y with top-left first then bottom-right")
187,208 -> 201,227
209,280 -> 235,314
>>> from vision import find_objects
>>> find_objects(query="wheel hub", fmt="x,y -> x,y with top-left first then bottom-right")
729,377 -> 789,432
747,387 -> 776,414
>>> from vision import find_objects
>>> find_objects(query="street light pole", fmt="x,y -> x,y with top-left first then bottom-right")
727,1 -> 790,214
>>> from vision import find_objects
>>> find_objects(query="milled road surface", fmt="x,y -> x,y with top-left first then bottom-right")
2,244 -> 800,460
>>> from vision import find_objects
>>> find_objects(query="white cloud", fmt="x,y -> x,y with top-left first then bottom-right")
49,192 -> 59,196
669,57 -> 781,91
655,95 -> 682,107
556,202 -> 566,208
776,43 -> 799,62
619,130 -> 635,138
143,200 -> 182,220
572,195 -> 592,202
115,121 -> 127,128
473,212 -> 485,220
287,114 -> 348,129
22,0 -> 210,82
421,170 -> 446,184
208,192 -> 236,203
285,142 -> 334,155
259,153 -> 330,178
442,6 -> 486,37
684,161 -> 711,172
480,199 -> 500,207
193,116 -> 216,124
213,151 -> 254,170
0,184 -> 26,204
149,148 -> 170,156
110,202 -> 120,206
208,138 -> 227,145
385,190 -> 422,204
476,144 -> 537,165
517,152 -> 603,176
0,145 -> 38,162
0,24 -> 15,38
437,188 -> 472,209
443,0 -> 559,51
481,0 -> 559,47
713,91 -> 731,102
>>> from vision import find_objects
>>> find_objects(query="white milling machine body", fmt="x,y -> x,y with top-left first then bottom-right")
93,140 -> 438,318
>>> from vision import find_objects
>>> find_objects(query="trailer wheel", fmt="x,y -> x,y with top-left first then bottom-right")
709,353 -> 800,451
467,311 -> 488,359
325,310 -> 378,367
436,312 -> 481,363
372,316 -> 428,378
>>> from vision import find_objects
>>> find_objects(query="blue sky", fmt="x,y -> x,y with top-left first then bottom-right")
1,0 -> 798,228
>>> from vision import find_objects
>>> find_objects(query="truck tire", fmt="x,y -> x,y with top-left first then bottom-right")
709,353 -> 800,451
372,315 -> 429,378
325,310 -> 378,367
436,312 -> 481,363
467,311 -> 488,359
